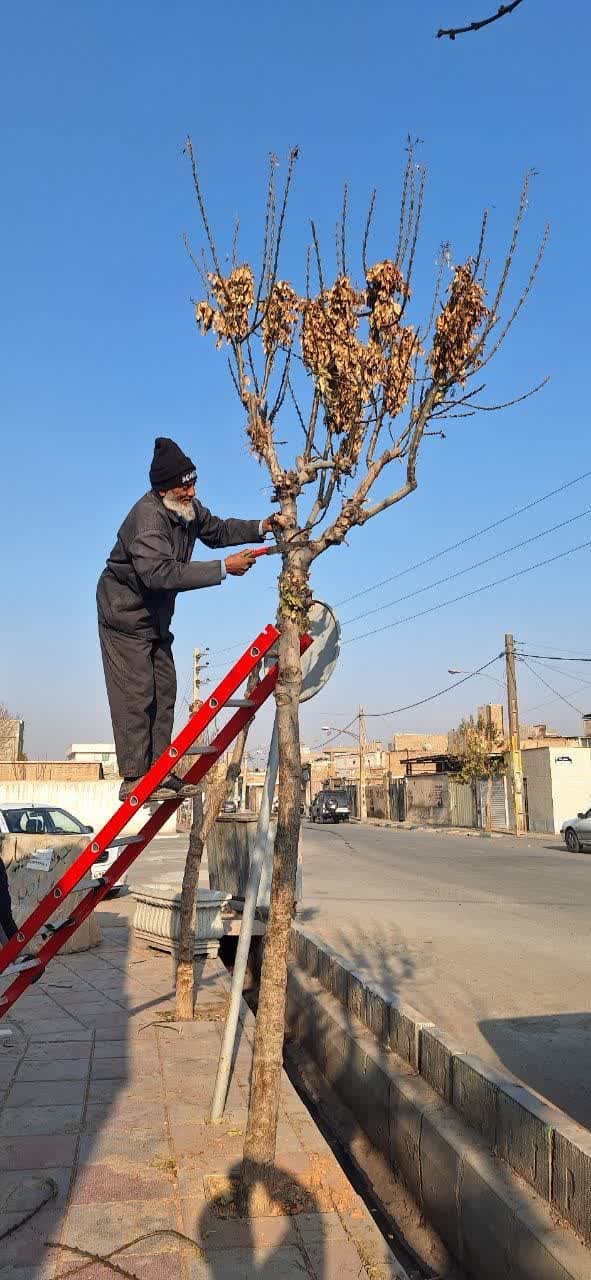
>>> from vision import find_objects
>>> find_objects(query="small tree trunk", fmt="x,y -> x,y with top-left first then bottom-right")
486,773 -> 493,833
175,794 -> 206,1021
239,544 -> 309,1214
175,709 -> 253,1021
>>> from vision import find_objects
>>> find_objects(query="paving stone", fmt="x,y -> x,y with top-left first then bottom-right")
181,1200 -> 298,1249
0,1104 -> 82,1136
29,1020 -> 88,1040
192,1245 -> 308,1278
61,1200 -> 180,1256
16,1057 -> 90,1083
0,1134 -> 78,1170
69,1163 -> 175,1204
82,1100 -> 167,1133
1,1266 -> 57,1280
0,945 -> 404,1280
0,1170 -> 69,1269
55,1253 -> 191,1280
87,1077 -> 163,1105
78,1126 -> 170,1167
24,1041 -> 92,1061
6,1079 -> 87,1107
90,1055 -> 156,1080
305,1238 -> 376,1278
293,1211 -> 348,1243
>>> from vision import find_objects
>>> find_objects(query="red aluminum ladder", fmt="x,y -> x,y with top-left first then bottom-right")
0,624 -> 312,1019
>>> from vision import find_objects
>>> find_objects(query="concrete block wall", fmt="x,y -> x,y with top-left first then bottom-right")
289,924 -> 591,1252
0,780 -> 178,835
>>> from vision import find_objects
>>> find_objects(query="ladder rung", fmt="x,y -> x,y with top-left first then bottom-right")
2,957 -> 43,978
43,916 -> 77,935
108,835 -> 144,847
225,698 -> 256,708
190,746 -> 218,754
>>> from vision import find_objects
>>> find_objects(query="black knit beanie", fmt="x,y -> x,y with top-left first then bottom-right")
149,438 -> 197,490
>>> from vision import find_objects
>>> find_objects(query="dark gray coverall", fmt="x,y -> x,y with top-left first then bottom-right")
97,491 -> 263,778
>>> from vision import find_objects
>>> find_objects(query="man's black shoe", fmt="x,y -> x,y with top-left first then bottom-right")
164,773 -> 201,798
119,777 -> 177,803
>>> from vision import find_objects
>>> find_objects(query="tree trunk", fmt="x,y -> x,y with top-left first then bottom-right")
239,543 -> 310,1214
485,773 -> 493,833
175,793 -> 206,1021
175,715 -> 252,1021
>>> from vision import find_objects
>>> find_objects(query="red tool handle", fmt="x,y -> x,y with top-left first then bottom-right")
250,546 -> 272,558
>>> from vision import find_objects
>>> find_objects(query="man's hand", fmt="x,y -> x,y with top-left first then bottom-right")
225,550 -> 256,577
261,513 -> 289,536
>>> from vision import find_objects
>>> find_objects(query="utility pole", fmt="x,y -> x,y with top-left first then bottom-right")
505,633 -> 526,834
190,647 -> 204,826
240,751 -> 248,811
359,705 -> 367,820
191,648 -> 202,715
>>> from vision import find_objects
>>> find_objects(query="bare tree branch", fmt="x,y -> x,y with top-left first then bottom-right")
437,0 -> 526,40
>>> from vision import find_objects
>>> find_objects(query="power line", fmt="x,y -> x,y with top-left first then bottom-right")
314,715 -> 360,747
341,508 -> 591,628
337,469 -> 591,608
522,682 -> 591,716
516,639 -> 591,657
344,538 -> 591,645
316,656 -> 503,730
516,652 -> 591,663
517,656 -> 591,687
363,656 -> 504,718
519,658 -> 584,718
205,470 -> 591,661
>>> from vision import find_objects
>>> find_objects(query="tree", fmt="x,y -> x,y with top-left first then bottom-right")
185,140 -> 546,1208
437,1 -> 526,40
454,713 -> 506,831
175,675 -> 256,1020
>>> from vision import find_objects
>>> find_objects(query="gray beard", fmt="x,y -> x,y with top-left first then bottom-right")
162,494 -> 196,523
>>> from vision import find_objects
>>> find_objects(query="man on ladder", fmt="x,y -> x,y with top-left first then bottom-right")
97,437 -> 281,802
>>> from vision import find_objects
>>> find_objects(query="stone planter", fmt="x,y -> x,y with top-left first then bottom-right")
207,813 -> 302,912
131,884 -> 232,957
1,834 -> 101,955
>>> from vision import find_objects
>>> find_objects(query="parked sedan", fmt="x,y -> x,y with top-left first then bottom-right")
0,803 -> 127,893
560,809 -> 591,853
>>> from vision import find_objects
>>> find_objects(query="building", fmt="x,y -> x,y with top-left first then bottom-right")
0,761 -> 103,782
66,743 -> 118,776
0,717 -> 24,764
388,732 -> 449,755
522,745 -> 591,834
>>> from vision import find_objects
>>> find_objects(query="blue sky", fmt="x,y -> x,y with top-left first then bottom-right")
2,0 -> 590,759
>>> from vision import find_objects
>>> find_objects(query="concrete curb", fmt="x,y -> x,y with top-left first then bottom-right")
289,925 -> 591,1268
358,819 -> 501,838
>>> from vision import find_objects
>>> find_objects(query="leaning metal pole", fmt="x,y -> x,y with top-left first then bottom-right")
210,716 -> 279,1121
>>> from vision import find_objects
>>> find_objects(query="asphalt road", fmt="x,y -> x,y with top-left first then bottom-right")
129,822 -> 591,1129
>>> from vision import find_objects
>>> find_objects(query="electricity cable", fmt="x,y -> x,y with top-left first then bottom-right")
336,469 -> 591,608
519,658 -> 584,717
312,656 -> 503,736
205,470 -> 591,661
343,538 -> 591,646
341,507 -> 591,627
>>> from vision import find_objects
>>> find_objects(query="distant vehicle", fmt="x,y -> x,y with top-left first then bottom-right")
560,809 -> 591,853
222,800 -> 237,813
311,789 -> 351,824
0,803 -> 126,894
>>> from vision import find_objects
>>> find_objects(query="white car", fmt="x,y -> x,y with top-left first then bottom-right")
0,803 -> 127,894
560,809 -> 591,854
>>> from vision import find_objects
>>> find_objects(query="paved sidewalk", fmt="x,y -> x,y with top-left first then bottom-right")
0,903 -> 407,1280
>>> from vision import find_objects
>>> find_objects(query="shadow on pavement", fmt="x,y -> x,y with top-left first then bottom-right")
479,1011 -> 591,1129
196,1160 -> 325,1278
